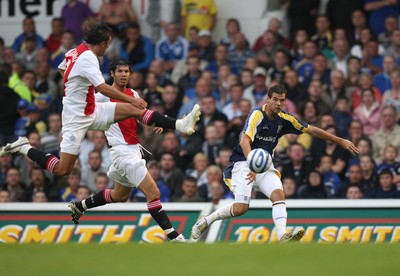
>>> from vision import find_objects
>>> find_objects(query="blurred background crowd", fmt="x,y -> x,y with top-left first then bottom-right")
1,0 -> 400,204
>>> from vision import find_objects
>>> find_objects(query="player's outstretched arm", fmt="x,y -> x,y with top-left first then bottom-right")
307,125 -> 359,156
96,83 -> 147,109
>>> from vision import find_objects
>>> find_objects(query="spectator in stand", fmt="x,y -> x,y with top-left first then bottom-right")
202,125 -> 223,165
351,73 -> 382,110
216,147 -> 232,172
364,0 -> 399,36
3,167 -> 28,202
378,15 -> 399,49
294,40 -> 318,85
0,189 -> 10,202
97,0 -> 137,38
337,164 -> 363,198
300,79 -> 332,115
195,95 -> 228,139
49,31 -> 74,70
15,35 -> 39,71
159,152 -> 185,201
299,100 -> 319,125
198,165 -> 222,202
386,29 -> 400,64
61,0 -> 94,42
377,144 -> 400,175
248,67 -> 267,106
367,168 -> 399,198
40,113 -> 61,156
155,23 -> 189,72
374,55 -> 396,94
351,28 -> 385,59
267,49 -> 290,85
220,18 -> 243,50
360,155 -> 379,195
283,69 -> 307,108
290,29 -> 309,63
76,186 -> 91,201
332,97 -> 353,138
12,17 -> 44,53
382,69 -> 400,119
332,39 -> 350,77
161,84 -> 180,119
35,61 -> 59,103
32,191 -> 48,202
197,30 -> 216,63
372,106 -> 400,163
149,60 -> 172,87
45,18 -> 64,54
345,185 -> 364,199
26,166 -> 59,202
347,120 -> 366,149
318,155 -> 342,197
189,152 -> 208,187
326,0 -> 364,33
59,168 -> 81,202
181,0 -> 217,39
307,53 -> 331,88
349,137 -> 374,167
178,77 -> 211,119
281,142 -> 314,188
209,180 -> 228,205
345,56 -> 362,94
222,84 -> 244,121
79,131 -> 111,172
81,150 -> 109,193
119,23 -> 154,73
205,44 -> 238,80
282,176 -> 298,199
297,170 -> 331,199
142,72 -> 164,107
256,30 -> 285,69
322,70 -> 348,108
348,10 -> 367,46
311,15 -> 333,53
177,176 -> 204,202
0,156 -> 12,186
128,71 -> 145,92
353,89 -> 382,137
178,56 -> 203,102
253,17 -> 291,52
228,32 -> 255,72
361,40 -> 384,75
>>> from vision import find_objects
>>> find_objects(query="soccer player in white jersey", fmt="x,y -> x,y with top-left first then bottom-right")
68,59 -> 187,242
0,20 -> 200,180
191,85 -> 359,242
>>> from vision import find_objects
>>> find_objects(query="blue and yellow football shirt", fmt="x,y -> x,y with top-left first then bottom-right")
229,105 -> 309,162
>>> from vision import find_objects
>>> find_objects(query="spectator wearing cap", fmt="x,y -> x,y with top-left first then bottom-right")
14,104 -> 46,138
228,32 -> 255,72
0,66 -> 21,146
181,0 -> 218,39
155,23 -> 189,72
12,17 -> 44,53
198,30 -> 216,63
250,67 -> 268,106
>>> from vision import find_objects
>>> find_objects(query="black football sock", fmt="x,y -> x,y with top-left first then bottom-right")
27,148 -> 59,173
141,109 -> 176,129
147,198 -> 179,240
80,189 -> 114,211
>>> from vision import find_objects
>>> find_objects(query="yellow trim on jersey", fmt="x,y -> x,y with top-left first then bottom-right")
244,110 -> 264,142
278,112 -> 309,133
223,178 -> 233,191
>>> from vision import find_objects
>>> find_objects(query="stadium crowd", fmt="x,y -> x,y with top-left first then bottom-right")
1,0 -> 400,203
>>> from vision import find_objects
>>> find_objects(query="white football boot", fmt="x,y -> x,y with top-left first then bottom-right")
191,217 -> 209,240
279,228 -> 305,243
176,104 -> 201,135
0,137 -> 29,157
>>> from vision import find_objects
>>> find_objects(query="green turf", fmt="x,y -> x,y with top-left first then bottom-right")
1,243 -> 399,276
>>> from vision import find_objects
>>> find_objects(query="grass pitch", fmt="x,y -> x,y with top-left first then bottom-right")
1,243 -> 399,276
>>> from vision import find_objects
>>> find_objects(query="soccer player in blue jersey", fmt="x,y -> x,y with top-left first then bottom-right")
191,85 -> 359,242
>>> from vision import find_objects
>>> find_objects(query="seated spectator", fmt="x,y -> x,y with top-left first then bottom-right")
322,70 -> 349,108
156,23 -> 189,72
367,169 -> 399,198
297,170 -> 331,199
382,69 -> 400,119
97,0 -> 137,38
373,55 -> 396,94
349,137 -> 374,167
149,59 -> 173,87
344,56 -> 362,95
15,35 -> 40,71
282,176 -> 298,199
40,113 -> 61,155
210,180 -> 233,205
350,27 -> 384,59
45,18 -> 64,53
337,164 -> 363,198
332,97 -> 353,138
228,32 -> 255,72
253,17 -> 291,52
49,31 -> 74,70
345,185 -> 364,199
119,23 -> 154,73
59,168 -> 81,202
161,84 -> 181,118
299,79 -> 332,116
290,29 -> 308,63
220,18 -> 242,50
27,166 -> 59,202
360,40 -> 384,75
293,40 -> 318,85
75,186 -> 91,202
61,0 -> 94,42
159,152 -> 185,201
372,106 -> 400,163
198,30 -> 216,63
386,29 -> 400,65
178,56 -> 203,102
360,155 -> 379,196
364,0 -> 398,36
216,147 -> 232,172
299,100 -> 319,125
94,172 -> 111,193
256,30 -> 285,69
353,89 -> 382,137
267,49 -> 291,85
177,176 -> 204,202
202,125 -> 223,165
318,155 -> 342,197
198,165 -> 223,202
250,67 -> 268,106
376,144 -> 400,176
0,189 -> 10,202
311,15 -> 333,53
35,61 -> 59,103
33,190 -> 48,202
195,95 -> 228,139
12,17 -> 44,53
351,73 -> 382,110
205,44 -> 238,80
283,69 -> 307,107
81,150 -> 108,193
79,131 -> 111,172
307,53 -> 331,88
143,72 -> 164,107
3,167 -> 29,202
347,119 -> 366,148
332,39 -> 350,77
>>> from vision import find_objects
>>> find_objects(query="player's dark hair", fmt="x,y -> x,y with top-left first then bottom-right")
109,59 -> 132,73
267,84 -> 287,98
83,19 -> 112,45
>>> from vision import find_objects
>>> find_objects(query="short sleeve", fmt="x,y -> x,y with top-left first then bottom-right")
79,52 -> 105,87
279,112 -> 309,135
243,110 -> 264,142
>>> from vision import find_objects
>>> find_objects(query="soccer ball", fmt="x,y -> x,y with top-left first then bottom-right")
247,148 -> 272,173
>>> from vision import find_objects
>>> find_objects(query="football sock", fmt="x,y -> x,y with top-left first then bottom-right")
141,109 -> 176,129
27,148 -> 59,174
205,204 -> 234,225
272,200 -> 287,240
79,189 -> 114,211
147,198 -> 179,240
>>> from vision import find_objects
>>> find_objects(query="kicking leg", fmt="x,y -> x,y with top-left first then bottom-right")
114,103 -> 201,135
138,172 -> 185,241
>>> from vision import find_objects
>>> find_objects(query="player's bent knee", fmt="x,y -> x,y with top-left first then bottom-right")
233,203 -> 249,216
144,188 -> 160,202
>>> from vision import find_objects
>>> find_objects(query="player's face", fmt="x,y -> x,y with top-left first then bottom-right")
112,65 -> 131,88
267,92 -> 286,114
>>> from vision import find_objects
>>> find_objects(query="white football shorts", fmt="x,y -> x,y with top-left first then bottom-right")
60,102 -> 116,155
107,144 -> 147,188
223,161 -> 282,204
